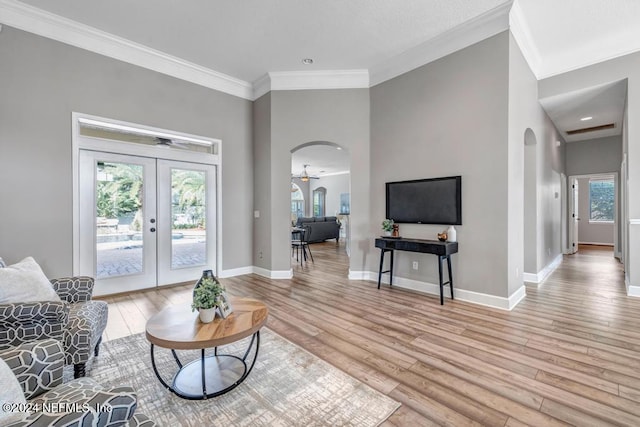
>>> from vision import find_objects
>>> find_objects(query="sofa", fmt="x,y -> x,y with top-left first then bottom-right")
0,257 -> 108,378
295,216 -> 341,243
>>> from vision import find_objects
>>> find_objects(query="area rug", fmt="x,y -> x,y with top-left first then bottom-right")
85,329 -> 400,426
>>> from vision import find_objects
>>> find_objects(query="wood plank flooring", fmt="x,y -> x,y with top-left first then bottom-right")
100,243 -> 640,426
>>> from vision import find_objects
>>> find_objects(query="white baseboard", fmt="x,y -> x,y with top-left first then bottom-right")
349,271 -> 526,311
523,254 -> 563,284
252,266 -> 293,279
625,276 -> 640,297
578,242 -> 614,246
219,266 -> 254,278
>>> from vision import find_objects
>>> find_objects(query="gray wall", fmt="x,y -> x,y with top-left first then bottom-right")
577,177 -> 614,245
565,136 -> 622,176
253,93 -> 272,269
0,27 -> 253,277
255,89 -> 370,274
509,33 -> 565,283
311,174 -> 350,217
370,32 -> 510,297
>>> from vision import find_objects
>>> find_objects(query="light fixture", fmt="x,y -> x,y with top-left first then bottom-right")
294,164 -> 319,182
302,58 -> 314,65
580,116 -> 593,121
336,146 -> 342,150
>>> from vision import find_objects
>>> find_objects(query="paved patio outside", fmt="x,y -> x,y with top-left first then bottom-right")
97,239 -> 206,278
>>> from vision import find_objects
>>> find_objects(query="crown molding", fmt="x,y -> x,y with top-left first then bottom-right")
509,0 -> 542,78
252,74 -> 272,100
0,0 -> 253,100
253,70 -> 370,98
369,1 -> 514,87
537,41 -> 640,80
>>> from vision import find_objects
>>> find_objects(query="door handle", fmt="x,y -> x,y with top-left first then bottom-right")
150,227 -> 156,232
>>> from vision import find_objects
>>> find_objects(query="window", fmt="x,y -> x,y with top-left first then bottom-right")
589,178 -> 614,222
313,187 -> 326,217
291,183 -> 304,220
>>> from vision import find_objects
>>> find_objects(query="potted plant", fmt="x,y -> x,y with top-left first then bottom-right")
191,276 -> 225,323
382,219 -> 394,236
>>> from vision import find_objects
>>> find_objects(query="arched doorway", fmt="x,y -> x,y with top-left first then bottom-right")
290,141 -> 351,272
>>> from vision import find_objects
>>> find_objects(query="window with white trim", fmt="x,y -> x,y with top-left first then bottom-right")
589,178 -> 614,222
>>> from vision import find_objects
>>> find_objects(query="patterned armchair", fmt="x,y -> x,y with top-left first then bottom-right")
0,339 -> 154,426
0,276 -> 108,378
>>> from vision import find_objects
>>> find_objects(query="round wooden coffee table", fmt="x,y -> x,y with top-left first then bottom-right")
145,297 -> 268,400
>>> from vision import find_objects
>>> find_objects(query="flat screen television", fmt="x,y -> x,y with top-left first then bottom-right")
386,176 -> 462,225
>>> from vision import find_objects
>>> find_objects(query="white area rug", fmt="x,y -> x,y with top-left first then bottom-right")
87,329 -> 400,426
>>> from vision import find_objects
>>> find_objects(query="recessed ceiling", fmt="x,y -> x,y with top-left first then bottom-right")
292,145 -> 349,177
539,80 -> 627,143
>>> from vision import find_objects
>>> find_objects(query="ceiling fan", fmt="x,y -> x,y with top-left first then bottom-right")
155,137 -> 190,149
292,164 -> 320,182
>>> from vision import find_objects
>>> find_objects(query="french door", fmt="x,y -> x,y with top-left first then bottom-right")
79,151 -> 216,295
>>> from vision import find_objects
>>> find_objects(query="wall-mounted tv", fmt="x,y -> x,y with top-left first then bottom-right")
386,176 -> 462,225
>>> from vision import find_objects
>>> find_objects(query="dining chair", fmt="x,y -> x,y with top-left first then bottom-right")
291,227 -> 314,264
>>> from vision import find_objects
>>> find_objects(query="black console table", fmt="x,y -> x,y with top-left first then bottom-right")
375,237 -> 459,305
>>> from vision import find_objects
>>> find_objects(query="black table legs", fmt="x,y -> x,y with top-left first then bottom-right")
378,248 -> 454,305
377,248 -> 394,289
437,254 -> 454,305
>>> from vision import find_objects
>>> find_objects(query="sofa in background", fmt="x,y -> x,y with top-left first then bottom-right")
295,216 -> 341,243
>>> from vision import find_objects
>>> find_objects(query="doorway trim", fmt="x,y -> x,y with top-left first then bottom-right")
71,112 -> 222,281
567,172 -> 619,256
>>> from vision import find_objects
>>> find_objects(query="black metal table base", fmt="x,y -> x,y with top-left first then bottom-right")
150,331 -> 260,400
377,248 -> 454,305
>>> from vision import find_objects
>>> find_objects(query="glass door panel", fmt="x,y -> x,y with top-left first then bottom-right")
170,168 -> 207,269
79,151 -> 157,295
95,161 -> 144,279
157,160 -> 216,285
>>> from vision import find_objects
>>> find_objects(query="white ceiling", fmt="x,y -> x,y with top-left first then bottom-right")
17,0 -> 509,83
291,145 -> 349,177
539,80 -> 627,143
6,0 -> 640,151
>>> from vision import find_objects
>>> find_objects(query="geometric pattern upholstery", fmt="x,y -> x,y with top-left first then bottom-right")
25,379 -> 139,427
0,339 -> 156,427
0,339 -> 64,400
50,277 -> 94,304
65,300 -> 108,366
0,276 -> 108,377
0,302 -> 69,350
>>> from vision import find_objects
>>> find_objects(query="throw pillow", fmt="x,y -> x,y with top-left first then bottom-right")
0,257 -> 60,304
0,357 -> 28,424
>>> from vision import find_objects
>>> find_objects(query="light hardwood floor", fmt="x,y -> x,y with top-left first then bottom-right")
101,243 -> 640,426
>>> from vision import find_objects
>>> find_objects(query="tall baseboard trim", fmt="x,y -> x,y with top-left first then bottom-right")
349,270 -> 525,311
219,266 -> 254,278
523,254 -> 563,284
252,267 -> 293,279
578,242 -> 614,246
626,276 -> 640,297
